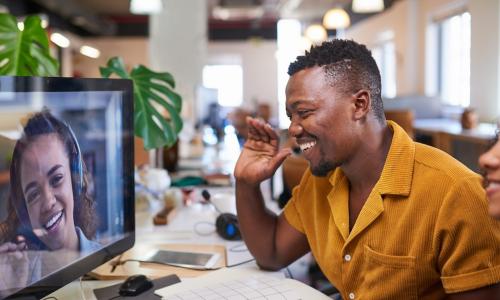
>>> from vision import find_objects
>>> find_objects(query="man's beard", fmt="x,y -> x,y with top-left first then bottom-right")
310,153 -> 337,177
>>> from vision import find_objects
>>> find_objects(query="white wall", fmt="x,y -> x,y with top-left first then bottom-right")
469,0 -> 500,121
346,0 -> 500,121
150,0 -> 207,121
207,40 -> 278,118
72,38 -> 149,78
346,0 -> 415,95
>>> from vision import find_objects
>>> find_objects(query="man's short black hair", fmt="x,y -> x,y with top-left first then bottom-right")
288,39 -> 384,122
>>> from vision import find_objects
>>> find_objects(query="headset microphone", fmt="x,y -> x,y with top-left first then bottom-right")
201,190 -> 241,241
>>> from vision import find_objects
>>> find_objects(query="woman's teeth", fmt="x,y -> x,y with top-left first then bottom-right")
44,211 -> 63,230
300,141 -> 316,152
487,182 -> 500,189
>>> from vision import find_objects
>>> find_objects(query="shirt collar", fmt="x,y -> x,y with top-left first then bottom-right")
328,120 -> 415,197
376,120 -> 415,196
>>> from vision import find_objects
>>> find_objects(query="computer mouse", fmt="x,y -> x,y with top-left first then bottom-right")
119,274 -> 153,296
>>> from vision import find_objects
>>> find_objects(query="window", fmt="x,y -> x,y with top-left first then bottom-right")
202,65 -> 243,107
372,41 -> 397,98
435,12 -> 471,107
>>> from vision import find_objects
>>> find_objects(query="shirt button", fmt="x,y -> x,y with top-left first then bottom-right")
349,292 -> 355,299
344,254 -> 351,262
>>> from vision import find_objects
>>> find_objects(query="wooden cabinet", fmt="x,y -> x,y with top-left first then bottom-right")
414,119 -> 496,173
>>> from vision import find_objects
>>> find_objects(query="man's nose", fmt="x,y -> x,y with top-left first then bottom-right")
288,118 -> 303,138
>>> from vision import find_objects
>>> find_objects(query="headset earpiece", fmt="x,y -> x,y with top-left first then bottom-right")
63,122 -> 83,202
216,213 -> 241,240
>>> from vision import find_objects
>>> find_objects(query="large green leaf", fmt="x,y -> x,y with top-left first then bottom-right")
0,14 -> 58,76
100,57 -> 183,150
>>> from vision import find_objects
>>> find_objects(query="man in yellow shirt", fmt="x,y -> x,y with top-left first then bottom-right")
234,39 -> 500,299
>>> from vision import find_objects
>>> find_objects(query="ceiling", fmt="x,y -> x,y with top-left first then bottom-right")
0,0 -> 396,39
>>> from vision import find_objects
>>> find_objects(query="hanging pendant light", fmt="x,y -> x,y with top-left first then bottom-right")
322,8 -> 350,29
130,0 -> 163,14
352,0 -> 385,14
305,24 -> 328,45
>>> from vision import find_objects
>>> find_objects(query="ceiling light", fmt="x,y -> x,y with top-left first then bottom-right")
212,6 -> 264,20
130,0 -> 163,15
50,32 -> 70,48
80,45 -> 100,59
352,0 -> 385,13
322,8 -> 350,29
305,24 -> 327,45
39,14 -> 49,28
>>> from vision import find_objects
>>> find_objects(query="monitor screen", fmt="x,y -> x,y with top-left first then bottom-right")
0,76 -> 134,299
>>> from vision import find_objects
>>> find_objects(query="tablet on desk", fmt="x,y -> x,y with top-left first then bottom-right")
143,249 -> 220,270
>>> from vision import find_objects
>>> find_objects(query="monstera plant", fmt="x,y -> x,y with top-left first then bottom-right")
0,13 -> 183,150
100,57 -> 182,149
0,14 -> 58,76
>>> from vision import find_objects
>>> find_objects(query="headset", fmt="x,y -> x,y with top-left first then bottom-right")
201,190 -> 241,240
63,121 -> 84,204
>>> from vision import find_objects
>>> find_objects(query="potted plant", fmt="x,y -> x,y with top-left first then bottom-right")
0,13 -> 183,154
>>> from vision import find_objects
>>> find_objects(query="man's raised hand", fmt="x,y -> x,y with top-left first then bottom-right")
234,117 -> 291,185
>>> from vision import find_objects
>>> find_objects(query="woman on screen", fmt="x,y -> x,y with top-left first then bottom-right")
1,110 -> 100,252
479,132 -> 500,219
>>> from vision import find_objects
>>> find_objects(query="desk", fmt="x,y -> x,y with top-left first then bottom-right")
47,134 -> 310,299
50,187 -> 290,299
414,119 -> 497,172
47,186 -> 262,298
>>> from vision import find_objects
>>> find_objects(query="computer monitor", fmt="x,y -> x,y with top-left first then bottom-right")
0,76 -> 135,299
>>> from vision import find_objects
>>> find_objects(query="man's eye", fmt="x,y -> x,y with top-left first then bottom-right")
297,110 -> 310,117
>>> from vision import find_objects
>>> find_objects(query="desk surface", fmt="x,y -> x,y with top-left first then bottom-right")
414,118 -> 497,140
47,134 -> 292,299
50,185 -> 279,298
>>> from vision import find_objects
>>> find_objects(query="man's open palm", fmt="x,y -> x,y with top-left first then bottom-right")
234,117 -> 291,185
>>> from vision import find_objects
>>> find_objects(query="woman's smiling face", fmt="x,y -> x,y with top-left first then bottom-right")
479,136 -> 500,219
20,134 -> 77,250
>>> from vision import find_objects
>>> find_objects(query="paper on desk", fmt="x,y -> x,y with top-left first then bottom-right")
154,266 -> 331,299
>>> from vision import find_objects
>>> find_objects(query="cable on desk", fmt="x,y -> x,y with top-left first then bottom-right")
228,243 -> 248,253
112,258 -> 221,271
110,253 -> 124,273
193,221 -> 216,236
79,276 -> 86,300
42,297 -> 58,300
112,256 -> 256,271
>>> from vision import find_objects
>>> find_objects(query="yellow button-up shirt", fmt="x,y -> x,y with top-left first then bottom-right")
283,121 -> 500,299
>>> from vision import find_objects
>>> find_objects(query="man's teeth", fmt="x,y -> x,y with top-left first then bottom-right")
45,211 -> 63,229
299,141 -> 316,152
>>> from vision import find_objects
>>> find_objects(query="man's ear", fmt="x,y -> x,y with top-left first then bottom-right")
352,89 -> 371,120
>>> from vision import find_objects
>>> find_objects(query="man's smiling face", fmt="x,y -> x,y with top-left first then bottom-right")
285,66 -> 357,176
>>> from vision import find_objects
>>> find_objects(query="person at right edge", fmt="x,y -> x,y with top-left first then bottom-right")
234,39 -> 500,299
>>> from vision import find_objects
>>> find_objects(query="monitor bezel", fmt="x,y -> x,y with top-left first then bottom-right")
0,76 -> 135,300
